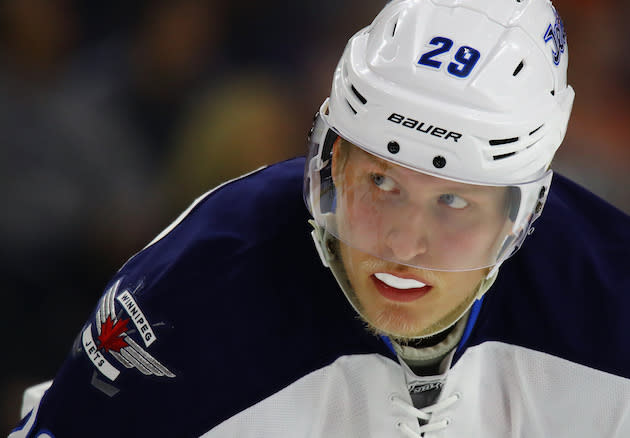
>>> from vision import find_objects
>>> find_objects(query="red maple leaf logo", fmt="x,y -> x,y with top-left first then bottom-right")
97,316 -> 130,353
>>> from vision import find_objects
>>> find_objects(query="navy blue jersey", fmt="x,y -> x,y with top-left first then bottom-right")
11,158 -> 630,437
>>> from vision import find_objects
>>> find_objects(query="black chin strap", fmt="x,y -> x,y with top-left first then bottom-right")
403,324 -> 456,349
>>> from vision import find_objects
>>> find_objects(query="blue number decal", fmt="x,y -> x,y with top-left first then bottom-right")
447,46 -> 481,78
418,37 -> 453,69
418,36 -> 481,78
543,10 -> 566,66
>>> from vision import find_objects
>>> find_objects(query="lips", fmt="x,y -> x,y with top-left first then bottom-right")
372,272 -> 432,302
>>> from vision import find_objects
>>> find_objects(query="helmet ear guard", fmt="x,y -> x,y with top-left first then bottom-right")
309,219 -> 336,268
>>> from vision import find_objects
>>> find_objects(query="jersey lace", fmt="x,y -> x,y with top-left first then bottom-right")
391,393 -> 460,437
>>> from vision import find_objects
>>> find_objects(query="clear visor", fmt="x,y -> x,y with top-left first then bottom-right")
304,112 -> 552,272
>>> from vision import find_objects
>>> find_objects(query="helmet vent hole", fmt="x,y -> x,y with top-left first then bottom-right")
529,125 -> 543,136
390,14 -> 400,37
351,85 -> 367,104
493,152 -> 517,161
550,90 -> 555,96
489,137 -> 519,146
345,99 -> 357,115
512,60 -> 525,77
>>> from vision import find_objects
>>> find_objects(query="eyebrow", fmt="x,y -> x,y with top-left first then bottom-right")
365,151 -> 496,194
355,144 -> 501,196
440,185 -> 484,194
361,148 -> 393,171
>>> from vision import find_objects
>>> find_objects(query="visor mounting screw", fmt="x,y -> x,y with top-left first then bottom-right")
387,141 -> 400,154
535,201 -> 543,214
539,186 -> 546,199
433,156 -> 447,169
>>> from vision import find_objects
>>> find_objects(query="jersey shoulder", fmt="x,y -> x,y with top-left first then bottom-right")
24,158 -> 388,438
543,172 -> 630,245
468,173 -> 630,378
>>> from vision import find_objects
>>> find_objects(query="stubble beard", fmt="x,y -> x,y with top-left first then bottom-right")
357,290 -> 477,343
333,235 -> 480,343
345,253 -> 478,342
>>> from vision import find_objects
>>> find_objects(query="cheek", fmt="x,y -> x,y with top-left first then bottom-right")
339,187 -> 386,247
432,226 -> 487,265
339,242 -> 370,291
441,270 -> 486,297
435,216 -> 504,262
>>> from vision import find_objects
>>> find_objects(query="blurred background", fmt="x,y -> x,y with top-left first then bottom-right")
2,0 -> 628,434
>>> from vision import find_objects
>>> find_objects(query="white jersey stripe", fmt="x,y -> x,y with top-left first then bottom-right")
119,166 -> 267,272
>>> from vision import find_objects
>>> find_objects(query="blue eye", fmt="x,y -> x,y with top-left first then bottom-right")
439,193 -> 468,209
370,173 -> 397,192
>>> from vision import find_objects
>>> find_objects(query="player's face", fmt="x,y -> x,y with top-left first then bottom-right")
332,141 -> 510,337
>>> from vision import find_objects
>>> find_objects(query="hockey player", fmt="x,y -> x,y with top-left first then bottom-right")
10,0 -> 630,437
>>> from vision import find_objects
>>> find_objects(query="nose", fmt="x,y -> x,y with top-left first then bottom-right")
385,222 -> 429,262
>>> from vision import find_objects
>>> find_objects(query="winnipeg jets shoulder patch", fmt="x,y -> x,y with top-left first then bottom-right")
81,279 -> 175,382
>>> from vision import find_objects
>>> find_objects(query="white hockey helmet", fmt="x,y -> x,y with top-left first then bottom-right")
305,0 -> 574,272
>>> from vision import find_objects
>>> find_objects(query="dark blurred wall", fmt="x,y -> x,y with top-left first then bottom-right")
552,0 -> 630,213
